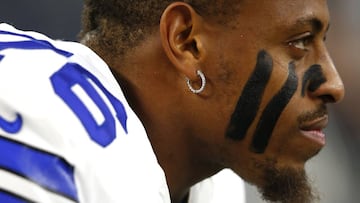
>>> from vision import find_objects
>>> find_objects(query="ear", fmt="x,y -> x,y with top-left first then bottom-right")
160,2 -> 205,81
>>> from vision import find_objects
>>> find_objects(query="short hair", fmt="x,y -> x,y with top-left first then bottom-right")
80,0 -> 238,59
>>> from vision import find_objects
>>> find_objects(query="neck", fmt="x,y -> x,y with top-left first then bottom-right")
95,35 -> 223,202
146,117 -> 222,203
108,45 -> 221,203
117,73 -> 221,202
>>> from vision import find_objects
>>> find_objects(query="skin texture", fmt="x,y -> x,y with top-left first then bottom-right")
302,64 -> 327,97
83,0 -> 345,202
226,50 -> 273,141
250,60 -> 298,153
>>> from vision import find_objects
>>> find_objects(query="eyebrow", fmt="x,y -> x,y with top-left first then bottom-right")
293,16 -> 330,34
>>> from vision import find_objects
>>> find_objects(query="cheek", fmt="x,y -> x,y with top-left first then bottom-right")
262,100 -> 300,156
225,50 -> 299,154
250,62 -> 298,153
266,106 -> 321,164
226,50 -> 273,140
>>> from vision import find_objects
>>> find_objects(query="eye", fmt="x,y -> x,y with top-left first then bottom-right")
287,32 -> 314,51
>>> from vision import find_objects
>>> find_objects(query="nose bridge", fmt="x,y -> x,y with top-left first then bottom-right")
313,46 -> 345,103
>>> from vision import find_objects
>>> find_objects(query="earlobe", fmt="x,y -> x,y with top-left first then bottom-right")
160,2 -> 204,81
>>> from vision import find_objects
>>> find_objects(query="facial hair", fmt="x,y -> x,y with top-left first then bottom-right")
258,163 -> 319,203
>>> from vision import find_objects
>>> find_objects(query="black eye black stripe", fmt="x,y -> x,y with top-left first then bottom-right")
226,50 -> 273,140
225,50 -> 327,153
301,64 -> 327,97
251,62 -> 298,153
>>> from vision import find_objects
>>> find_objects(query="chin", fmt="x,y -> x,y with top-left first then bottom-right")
255,161 -> 319,203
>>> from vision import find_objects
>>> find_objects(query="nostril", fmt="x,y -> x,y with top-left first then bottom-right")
319,94 -> 335,103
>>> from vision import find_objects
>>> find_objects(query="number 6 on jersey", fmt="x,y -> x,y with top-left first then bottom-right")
51,63 -> 128,147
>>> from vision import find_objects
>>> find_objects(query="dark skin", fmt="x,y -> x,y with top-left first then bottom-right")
99,0 -> 345,202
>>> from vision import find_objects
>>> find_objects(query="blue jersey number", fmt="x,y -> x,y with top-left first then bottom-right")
50,63 -> 128,147
0,30 -> 127,147
0,114 -> 23,134
0,55 -> 23,134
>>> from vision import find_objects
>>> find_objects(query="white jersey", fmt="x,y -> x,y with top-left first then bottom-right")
0,23 -> 245,203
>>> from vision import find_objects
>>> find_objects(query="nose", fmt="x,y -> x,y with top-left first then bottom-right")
308,51 -> 345,104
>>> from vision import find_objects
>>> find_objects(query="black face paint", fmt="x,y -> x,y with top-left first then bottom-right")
226,50 -> 273,140
251,62 -> 298,153
301,64 -> 327,97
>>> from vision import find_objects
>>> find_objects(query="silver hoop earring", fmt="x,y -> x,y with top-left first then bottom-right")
186,70 -> 206,94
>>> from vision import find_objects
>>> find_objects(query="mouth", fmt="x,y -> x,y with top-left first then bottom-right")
299,115 -> 328,146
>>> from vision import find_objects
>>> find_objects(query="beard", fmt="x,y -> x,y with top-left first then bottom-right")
257,163 -> 319,203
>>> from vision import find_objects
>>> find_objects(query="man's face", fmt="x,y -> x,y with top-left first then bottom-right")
200,0 -> 344,202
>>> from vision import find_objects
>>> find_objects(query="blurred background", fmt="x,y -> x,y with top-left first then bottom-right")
1,0 -> 359,202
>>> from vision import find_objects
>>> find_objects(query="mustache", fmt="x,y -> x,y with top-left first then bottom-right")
297,104 -> 328,125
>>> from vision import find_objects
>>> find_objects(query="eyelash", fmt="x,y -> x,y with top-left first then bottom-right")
287,32 -> 314,51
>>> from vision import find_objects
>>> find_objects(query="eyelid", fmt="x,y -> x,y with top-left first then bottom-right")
286,31 -> 314,50
287,31 -> 313,43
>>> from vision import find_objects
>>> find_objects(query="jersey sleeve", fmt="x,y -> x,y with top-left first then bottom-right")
0,23 -> 81,203
0,23 -> 170,203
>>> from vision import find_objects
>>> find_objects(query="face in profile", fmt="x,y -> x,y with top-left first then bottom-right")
199,0 -> 344,202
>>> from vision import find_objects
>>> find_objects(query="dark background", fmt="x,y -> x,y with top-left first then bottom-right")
0,0 -> 83,41
1,1 -> 359,202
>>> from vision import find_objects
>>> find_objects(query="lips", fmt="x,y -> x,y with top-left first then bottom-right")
299,115 -> 328,146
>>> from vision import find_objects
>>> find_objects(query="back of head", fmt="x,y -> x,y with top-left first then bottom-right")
80,0 -> 237,60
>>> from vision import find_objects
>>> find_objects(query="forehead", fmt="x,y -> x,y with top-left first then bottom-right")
235,0 -> 330,29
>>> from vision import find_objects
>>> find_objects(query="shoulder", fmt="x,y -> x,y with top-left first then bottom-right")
0,23 -> 140,148
189,169 -> 246,203
0,23 -> 171,202
0,23 -> 103,69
